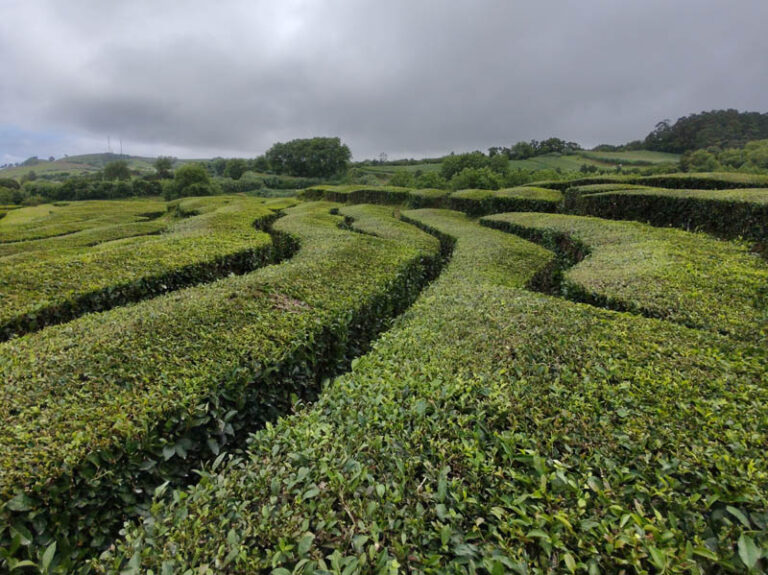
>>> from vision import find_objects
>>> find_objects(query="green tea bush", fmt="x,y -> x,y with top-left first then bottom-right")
448,187 -> 562,216
0,202 -> 441,571
301,185 -> 561,216
101,209 -> 767,574
567,187 -> 768,241
0,199 -> 167,244
0,196 -> 280,340
481,212 -> 768,340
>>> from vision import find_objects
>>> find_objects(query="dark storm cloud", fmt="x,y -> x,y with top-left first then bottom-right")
1,0 -> 766,161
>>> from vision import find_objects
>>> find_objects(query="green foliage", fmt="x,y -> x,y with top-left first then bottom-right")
644,109 -> 768,153
223,158 -> 248,180
301,185 -> 561,216
388,169 -> 415,187
102,209 -> 766,574
153,156 -> 174,178
102,160 -> 131,181
680,149 -> 721,172
265,137 -> 351,178
567,186 -> 768,241
0,201 -> 441,570
440,151 -> 494,180
0,197 -> 287,340
0,178 -> 20,190
449,166 -> 505,190
164,163 -> 219,199
481,212 -> 768,339
414,170 -> 448,189
448,187 -> 562,216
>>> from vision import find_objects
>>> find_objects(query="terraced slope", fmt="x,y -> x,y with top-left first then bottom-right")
482,212 -> 768,340
0,202 -> 442,571
100,209 -> 767,574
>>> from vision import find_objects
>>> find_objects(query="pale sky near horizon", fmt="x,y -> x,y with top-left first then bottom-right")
1,0 -> 766,163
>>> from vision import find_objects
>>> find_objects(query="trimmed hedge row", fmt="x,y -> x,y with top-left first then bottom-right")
0,199 -> 166,244
446,187 -> 562,216
0,201 -> 442,571
566,187 -> 768,242
0,218 -> 173,259
0,196 -> 283,341
630,172 -> 768,190
301,185 -> 561,215
102,209 -> 767,574
536,172 -> 768,192
481,212 -> 768,340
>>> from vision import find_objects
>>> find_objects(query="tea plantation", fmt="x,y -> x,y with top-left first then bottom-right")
0,177 -> 766,573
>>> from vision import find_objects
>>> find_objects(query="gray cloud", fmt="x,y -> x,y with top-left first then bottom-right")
1,0 -> 766,161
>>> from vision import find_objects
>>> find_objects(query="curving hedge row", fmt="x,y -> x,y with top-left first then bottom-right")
0,199 -> 167,244
0,201 -> 442,571
101,209 -> 767,574
480,212 -> 768,340
0,196 -> 293,340
0,219 -> 170,259
566,186 -> 768,242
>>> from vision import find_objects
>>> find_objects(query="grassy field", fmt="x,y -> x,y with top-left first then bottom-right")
0,190 -> 765,573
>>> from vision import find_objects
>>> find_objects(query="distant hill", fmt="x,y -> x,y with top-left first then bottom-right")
644,109 -> 768,153
0,153 -> 163,179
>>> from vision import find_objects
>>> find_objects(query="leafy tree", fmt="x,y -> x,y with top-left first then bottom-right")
209,158 -> 227,177
441,152 -> 489,180
0,178 -> 20,190
414,171 -> 448,189
449,167 -> 504,190
249,156 -> 269,173
388,170 -> 415,187
224,158 -> 248,180
165,163 -> 218,200
266,137 -> 351,178
680,150 -> 721,172
103,160 -> 131,181
154,157 -> 174,179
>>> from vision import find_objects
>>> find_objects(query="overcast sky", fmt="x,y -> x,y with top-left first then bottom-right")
1,0 -> 766,163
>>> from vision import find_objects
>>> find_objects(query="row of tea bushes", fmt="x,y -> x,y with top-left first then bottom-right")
0,202 -> 442,571
0,196 -> 286,341
102,209 -> 767,574
565,186 -> 768,242
0,219 -> 171,259
480,212 -> 768,340
535,171 -> 768,192
0,199 -> 167,244
301,185 -> 561,215
446,187 -> 562,216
